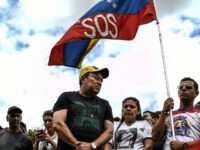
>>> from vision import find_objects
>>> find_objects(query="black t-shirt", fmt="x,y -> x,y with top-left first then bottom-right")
0,129 -> 33,150
53,91 -> 113,150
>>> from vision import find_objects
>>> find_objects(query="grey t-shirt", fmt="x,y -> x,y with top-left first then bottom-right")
0,129 -> 33,150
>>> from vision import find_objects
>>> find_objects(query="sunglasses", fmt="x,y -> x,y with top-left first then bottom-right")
177,85 -> 194,90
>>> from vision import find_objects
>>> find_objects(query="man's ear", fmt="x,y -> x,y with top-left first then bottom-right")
195,91 -> 199,97
20,115 -> 22,121
80,77 -> 84,83
81,75 -> 87,82
6,115 -> 9,122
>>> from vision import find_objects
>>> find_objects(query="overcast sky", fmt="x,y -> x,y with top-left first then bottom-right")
0,0 -> 200,129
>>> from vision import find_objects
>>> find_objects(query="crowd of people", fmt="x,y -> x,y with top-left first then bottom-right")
0,66 -> 200,150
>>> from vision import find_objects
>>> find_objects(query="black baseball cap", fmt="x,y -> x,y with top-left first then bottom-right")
7,106 -> 22,114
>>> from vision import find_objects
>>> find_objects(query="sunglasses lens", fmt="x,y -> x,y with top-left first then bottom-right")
186,86 -> 193,89
178,86 -> 193,90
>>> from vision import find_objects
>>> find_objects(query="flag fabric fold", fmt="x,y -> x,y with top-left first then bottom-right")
48,0 -> 157,68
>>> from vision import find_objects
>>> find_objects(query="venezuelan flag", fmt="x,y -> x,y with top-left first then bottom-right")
48,0 -> 157,68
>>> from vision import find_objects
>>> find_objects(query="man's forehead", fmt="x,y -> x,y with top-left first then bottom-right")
144,112 -> 151,115
90,72 -> 103,77
180,80 -> 194,85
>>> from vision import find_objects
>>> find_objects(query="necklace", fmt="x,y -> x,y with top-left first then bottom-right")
50,132 -> 57,140
81,98 -> 96,119
90,114 -> 94,119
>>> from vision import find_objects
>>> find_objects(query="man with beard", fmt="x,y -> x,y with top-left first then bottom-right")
153,77 -> 200,150
0,106 -> 33,150
52,66 -> 113,150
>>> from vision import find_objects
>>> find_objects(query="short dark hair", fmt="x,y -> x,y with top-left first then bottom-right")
20,122 -> 27,133
113,117 -> 120,122
143,111 -> 159,119
143,110 -> 153,114
42,110 -> 53,118
180,77 -> 198,91
154,111 -> 161,115
151,112 -> 159,119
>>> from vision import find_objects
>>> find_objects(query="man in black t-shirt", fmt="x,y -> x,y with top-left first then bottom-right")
0,106 -> 33,150
53,66 -> 113,150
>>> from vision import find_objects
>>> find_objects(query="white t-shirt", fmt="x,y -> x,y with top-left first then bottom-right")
38,132 -> 58,150
164,109 -> 200,150
110,120 -> 152,150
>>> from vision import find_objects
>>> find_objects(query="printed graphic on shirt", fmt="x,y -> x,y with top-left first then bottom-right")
115,128 -> 137,149
71,100 -> 101,131
169,116 -> 190,137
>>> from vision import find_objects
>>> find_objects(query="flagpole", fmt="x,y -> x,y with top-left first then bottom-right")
153,0 -> 175,140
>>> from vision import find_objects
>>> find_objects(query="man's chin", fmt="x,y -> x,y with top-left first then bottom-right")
180,97 -> 188,100
93,89 -> 100,94
11,124 -> 20,128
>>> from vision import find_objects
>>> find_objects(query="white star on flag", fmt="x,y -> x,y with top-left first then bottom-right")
112,2 -> 117,8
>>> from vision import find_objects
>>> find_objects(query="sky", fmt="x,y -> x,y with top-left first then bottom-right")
0,0 -> 200,129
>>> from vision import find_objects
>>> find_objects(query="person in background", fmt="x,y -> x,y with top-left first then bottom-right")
34,110 -> 57,150
194,101 -> 200,109
52,66 -> 113,150
153,77 -> 200,150
104,97 -> 153,150
0,106 -> 33,150
151,111 -> 165,150
143,110 -> 154,125
20,121 -> 27,133
154,111 -> 161,118
151,112 -> 159,126
113,117 -> 120,122
143,110 -> 159,126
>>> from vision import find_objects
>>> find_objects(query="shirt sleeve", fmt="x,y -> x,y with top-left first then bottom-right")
143,120 -> 153,139
53,92 -> 71,112
103,100 -> 114,122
